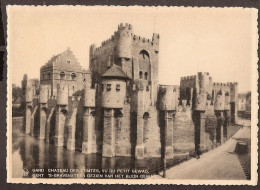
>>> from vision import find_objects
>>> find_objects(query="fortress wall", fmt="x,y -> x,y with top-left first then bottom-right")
115,104 -> 131,157
92,41 -> 115,77
143,106 -> 161,157
173,106 -> 195,154
180,76 -> 196,100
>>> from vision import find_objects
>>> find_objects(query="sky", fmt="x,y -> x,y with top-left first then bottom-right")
7,6 -> 257,93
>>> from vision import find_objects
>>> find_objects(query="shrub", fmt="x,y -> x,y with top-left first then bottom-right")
205,114 -> 217,142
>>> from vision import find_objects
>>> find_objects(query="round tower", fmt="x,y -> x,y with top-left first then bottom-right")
224,92 -> 230,110
83,83 -> 96,107
158,85 -> 177,110
57,85 -> 69,105
101,65 -> 129,108
101,79 -> 126,108
25,82 -> 33,103
39,85 -> 49,104
214,90 -> 225,111
152,33 -> 160,53
116,23 -> 133,59
198,72 -> 210,91
194,89 -> 207,111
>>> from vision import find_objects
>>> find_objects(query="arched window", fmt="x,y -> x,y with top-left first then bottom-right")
143,112 -> 150,119
139,71 -> 143,79
60,71 -> 65,79
71,73 -> 76,80
144,72 -> 148,80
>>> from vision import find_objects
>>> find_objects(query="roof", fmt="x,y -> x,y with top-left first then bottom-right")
102,64 -> 130,80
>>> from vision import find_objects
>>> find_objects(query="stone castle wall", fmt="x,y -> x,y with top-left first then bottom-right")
22,23 -> 239,160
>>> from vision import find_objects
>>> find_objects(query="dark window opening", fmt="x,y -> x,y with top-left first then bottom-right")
143,112 -> 150,119
139,71 -> 143,79
60,71 -> 65,79
48,72 -> 51,79
71,73 -> 76,80
67,60 -> 71,64
145,72 -> 148,80
107,84 -> 111,91
116,84 -> 120,91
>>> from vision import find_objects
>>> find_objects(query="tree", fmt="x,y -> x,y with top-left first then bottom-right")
205,114 -> 217,146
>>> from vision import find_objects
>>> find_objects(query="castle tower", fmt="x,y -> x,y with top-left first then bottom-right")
54,85 -> 69,147
101,65 -> 129,157
229,82 -> 238,124
214,88 -> 225,144
39,85 -> 49,140
25,81 -> 34,134
82,81 -> 97,154
158,85 -> 178,158
116,23 -> 133,59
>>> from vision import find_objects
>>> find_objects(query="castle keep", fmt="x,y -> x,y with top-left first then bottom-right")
24,23 -> 239,159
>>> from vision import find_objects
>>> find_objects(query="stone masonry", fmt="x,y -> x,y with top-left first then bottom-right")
23,23 -> 239,159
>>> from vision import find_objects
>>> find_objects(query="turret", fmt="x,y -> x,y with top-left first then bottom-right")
57,85 -> 68,105
224,92 -> 230,110
194,89 -> 207,111
214,90 -> 225,111
83,83 -> 96,107
198,72 -> 210,91
116,23 -> 133,59
158,85 -> 177,110
101,65 -> 129,108
39,85 -> 49,104
229,82 -> 238,103
25,81 -> 34,103
152,33 -> 160,53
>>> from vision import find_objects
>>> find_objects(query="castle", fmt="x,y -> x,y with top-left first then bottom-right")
24,23 -> 238,159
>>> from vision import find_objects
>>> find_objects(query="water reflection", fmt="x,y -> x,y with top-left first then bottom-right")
13,126 -> 189,179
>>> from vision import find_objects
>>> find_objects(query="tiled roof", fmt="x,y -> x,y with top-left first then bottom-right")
102,64 -> 129,80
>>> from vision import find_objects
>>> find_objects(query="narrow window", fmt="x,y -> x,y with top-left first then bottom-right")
139,71 -> 143,79
48,72 -> 51,79
73,86 -> 74,91
145,72 -> 148,80
116,84 -> 120,91
67,60 -> 71,64
107,84 -> 111,91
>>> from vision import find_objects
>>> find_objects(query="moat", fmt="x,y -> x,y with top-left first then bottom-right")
12,117 -> 243,179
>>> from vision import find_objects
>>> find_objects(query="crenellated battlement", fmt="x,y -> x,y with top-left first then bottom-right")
118,23 -> 133,31
214,82 -> 227,86
180,75 -> 197,81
